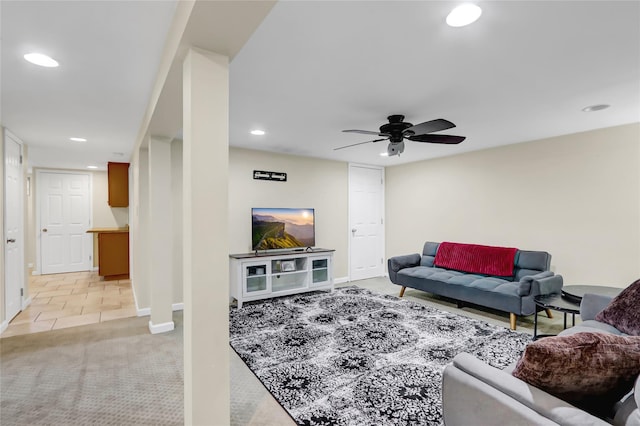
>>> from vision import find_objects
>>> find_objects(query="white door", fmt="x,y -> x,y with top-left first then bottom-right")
4,131 -> 25,322
38,171 -> 92,274
349,164 -> 385,281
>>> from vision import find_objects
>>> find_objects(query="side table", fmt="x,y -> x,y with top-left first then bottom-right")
533,294 -> 580,340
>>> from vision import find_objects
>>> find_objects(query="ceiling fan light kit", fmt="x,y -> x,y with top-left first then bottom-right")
338,114 -> 466,157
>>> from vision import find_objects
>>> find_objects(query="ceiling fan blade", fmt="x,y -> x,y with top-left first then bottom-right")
403,118 -> 455,136
408,134 -> 466,144
334,138 -> 388,151
342,129 -> 391,136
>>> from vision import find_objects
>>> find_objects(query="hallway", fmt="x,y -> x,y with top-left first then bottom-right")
2,271 -> 136,338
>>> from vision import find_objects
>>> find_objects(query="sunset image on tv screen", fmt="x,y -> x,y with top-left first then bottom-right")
252,208 -> 315,250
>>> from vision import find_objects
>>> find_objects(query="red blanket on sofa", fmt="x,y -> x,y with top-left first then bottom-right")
434,242 -> 518,277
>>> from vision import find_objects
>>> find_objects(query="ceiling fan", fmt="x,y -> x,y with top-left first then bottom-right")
336,114 -> 466,156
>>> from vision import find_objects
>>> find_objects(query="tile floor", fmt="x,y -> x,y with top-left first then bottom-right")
2,271 -> 136,338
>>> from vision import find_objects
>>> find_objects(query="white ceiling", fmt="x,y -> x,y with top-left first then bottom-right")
3,1 -> 639,170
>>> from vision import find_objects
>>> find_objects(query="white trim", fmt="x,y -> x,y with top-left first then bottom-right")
92,266 -> 99,272
31,270 -> 40,276
0,320 -> 8,334
148,320 -> 175,334
334,276 -> 349,284
172,302 -> 184,311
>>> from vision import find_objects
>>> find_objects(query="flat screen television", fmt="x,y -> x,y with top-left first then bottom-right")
251,208 -> 315,251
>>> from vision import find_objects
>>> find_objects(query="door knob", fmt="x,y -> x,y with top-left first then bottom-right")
42,228 -> 48,232
351,228 -> 357,233
6,238 -> 15,243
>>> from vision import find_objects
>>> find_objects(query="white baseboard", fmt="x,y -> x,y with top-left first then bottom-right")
92,266 -> 99,271
137,307 -> 151,317
334,276 -> 349,284
31,270 -> 40,276
172,303 -> 184,311
27,263 -> 34,268
0,320 -> 8,334
148,320 -> 174,334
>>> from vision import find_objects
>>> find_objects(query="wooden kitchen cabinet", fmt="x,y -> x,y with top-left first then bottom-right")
89,229 -> 129,280
108,162 -> 129,207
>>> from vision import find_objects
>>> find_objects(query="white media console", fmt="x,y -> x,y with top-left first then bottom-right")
229,248 -> 334,308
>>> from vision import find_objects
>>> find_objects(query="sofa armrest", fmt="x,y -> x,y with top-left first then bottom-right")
580,293 -> 614,321
387,253 -> 421,284
517,272 -> 563,296
442,353 -> 610,426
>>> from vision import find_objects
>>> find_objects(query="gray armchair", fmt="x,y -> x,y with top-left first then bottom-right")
442,293 -> 639,425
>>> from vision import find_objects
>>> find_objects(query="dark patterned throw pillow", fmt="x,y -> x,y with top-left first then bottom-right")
512,332 -> 640,417
595,278 -> 640,336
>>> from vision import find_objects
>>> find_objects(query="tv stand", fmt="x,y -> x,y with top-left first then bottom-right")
229,249 -> 334,308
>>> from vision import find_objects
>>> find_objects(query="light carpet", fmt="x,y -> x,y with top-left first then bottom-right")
230,286 -> 532,426
1,314 -> 183,426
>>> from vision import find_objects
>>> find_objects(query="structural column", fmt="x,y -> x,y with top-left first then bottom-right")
132,143 -> 151,313
148,137 -> 174,333
183,47 -> 229,424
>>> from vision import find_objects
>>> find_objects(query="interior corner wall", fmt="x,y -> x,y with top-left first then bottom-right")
131,147 -> 150,311
92,171 -> 129,228
91,171 -> 129,267
229,148 -> 349,279
385,123 -> 640,286
171,139 -> 183,304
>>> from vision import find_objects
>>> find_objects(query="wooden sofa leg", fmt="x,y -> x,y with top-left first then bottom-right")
545,308 -> 554,319
399,286 -> 406,297
509,313 -> 517,330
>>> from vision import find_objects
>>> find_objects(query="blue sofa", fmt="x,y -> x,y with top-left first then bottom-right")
388,241 -> 564,329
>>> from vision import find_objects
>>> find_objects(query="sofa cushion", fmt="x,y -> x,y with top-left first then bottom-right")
595,278 -> 640,336
512,332 -> 640,417
434,242 -> 518,276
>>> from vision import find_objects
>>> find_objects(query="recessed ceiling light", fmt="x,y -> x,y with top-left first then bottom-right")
446,4 -> 482,27
582,104 -> 610,112
24,52 -> 59,68
86,165 -> 98,169
70,137 -> 87,142
250,129 -> 265,136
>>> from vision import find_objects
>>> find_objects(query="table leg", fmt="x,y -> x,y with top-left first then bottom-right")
563,312 -> 567,329
533,309 -> 539,339
572,313 -> 575,327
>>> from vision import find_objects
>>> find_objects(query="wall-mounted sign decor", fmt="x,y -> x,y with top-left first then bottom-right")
253,170 -> 287,182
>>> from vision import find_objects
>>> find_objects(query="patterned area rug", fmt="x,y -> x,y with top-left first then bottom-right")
229,287 -> 531,426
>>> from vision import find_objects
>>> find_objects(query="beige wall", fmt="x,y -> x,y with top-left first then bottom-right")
92,171 -> 129,228
229,148 -> 350,279
386,123 -> 640,287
